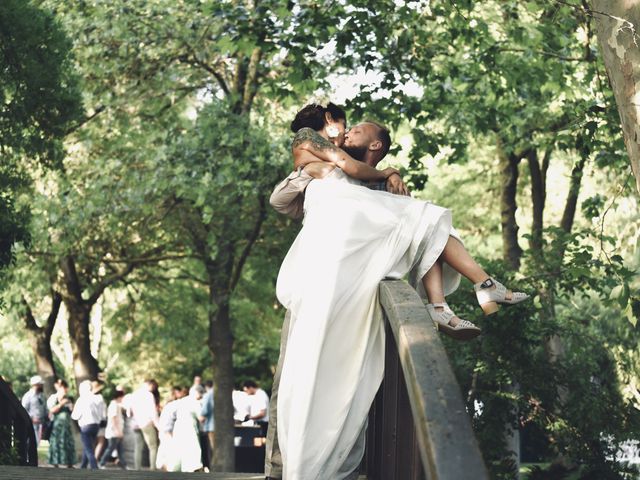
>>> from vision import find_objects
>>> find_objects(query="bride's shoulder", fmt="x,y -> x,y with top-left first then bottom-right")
294,127 -> 316,135
292,127 -> 328,149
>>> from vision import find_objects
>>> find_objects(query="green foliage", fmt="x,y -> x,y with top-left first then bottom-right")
0,0 -> 638,472
0,425 -> 20,466
444,224 -> 640,477
165,100 -> 288,241
0,0 -> 81,272
0,165 -> 30,272
0,318 -> 35,397
323,1 -> 626,190
444,263 -> 550,479
103,271 -> 211,389
0,0 -> 81,165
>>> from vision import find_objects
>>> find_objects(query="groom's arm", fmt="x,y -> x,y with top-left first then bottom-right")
292,128 -> 398,182
293,128 -> 409,195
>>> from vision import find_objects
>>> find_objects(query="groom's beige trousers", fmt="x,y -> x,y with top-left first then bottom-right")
264,310 -> 364,480
264,310 -> 289,478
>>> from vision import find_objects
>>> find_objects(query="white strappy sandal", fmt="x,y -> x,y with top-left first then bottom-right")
474,277 -> 529,315
426,302 -> 481,341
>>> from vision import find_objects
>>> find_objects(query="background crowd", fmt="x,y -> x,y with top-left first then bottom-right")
16,373 -> 269,472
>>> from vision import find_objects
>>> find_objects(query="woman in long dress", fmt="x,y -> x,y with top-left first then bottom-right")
275,104 -> 528,479
47,380 -> 76,468
167,387 -> 203,472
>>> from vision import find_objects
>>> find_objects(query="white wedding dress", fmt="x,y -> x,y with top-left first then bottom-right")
276,168 -> 461,480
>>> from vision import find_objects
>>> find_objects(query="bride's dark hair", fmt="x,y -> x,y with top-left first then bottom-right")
290,103 -> 346,133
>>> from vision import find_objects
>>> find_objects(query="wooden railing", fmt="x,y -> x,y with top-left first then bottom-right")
364,280 -> 488,480
0,378 -> 37,466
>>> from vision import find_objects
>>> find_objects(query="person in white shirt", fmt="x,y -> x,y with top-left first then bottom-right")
71,380 -> 106,469
243,380 -> 270,436
188,375 -> 202,398
21,375 -> 47,446
232,389 -> 251,424
98,389 -> 127,469
127,380 -> 160,470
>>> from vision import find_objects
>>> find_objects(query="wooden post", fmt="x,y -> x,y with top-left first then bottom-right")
0,378 -> 37,466
364,281 -> 488,480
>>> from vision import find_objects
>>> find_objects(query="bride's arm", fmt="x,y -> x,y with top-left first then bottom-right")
295,150 -> 335,179
292,128 -> 398,181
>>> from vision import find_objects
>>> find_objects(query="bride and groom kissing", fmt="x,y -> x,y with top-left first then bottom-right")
265,103 -> 529,480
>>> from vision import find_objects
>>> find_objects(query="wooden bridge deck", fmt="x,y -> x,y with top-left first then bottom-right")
0,466 -> 263,479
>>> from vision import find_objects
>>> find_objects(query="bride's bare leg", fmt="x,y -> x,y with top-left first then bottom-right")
430,235 -> 529,316
420,235 -> 488,332
421,259 -> 481,339
422,259 -> 445,304
420,236 -> 488,298
421,259 -> 463,328
439,236 -> 489,284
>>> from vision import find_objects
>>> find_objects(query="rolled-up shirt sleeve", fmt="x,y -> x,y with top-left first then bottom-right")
269,168 -> 314,220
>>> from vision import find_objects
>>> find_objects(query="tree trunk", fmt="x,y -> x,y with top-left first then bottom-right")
22,293 -> 61,397
527,148 -> 551,257
29,333 -> 57,397
547,156 -> 587,394
201,198 -> 267,472
545,156 -> 587,468
592,0 -> 640,193
59,256 -> 101,387
560,156 -> 587,234
497,138 -> 523,269
66,301 -> 100,387
496,138 -> 524,475
209,293 -> 235,472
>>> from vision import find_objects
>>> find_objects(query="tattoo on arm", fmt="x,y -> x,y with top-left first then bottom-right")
291,127 -> 338,153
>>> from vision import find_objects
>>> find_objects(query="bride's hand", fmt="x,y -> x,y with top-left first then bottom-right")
381,167 -> 400,178
386,173 -> 410,196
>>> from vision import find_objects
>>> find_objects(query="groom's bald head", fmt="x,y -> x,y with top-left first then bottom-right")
342,121 -> 391,167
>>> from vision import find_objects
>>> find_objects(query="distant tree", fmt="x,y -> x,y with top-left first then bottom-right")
0,0 -> 81,267
41,0 -> 338,469
0,0 -> 80,389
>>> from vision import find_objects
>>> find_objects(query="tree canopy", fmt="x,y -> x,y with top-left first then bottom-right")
0,0 -> 638,477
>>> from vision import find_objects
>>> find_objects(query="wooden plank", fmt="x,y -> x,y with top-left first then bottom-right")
365,380 -> 384,479
380,320 -> 399,480
378,280 -> 489,480
0,466 -> 262,480
395,349 -> 419,480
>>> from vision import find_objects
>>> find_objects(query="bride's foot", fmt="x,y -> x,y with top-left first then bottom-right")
426,302 -> 481,341
474,277 -> 529,315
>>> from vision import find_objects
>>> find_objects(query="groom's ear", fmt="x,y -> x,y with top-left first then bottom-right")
324,111 -> 333,123
369,140 -> 383,151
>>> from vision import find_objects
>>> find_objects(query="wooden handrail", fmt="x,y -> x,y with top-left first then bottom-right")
365,280 -> 488,480
0,378 -> 37,466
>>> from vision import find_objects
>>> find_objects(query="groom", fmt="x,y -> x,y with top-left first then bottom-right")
265,120 -> 406,480
269,121 -> 407,219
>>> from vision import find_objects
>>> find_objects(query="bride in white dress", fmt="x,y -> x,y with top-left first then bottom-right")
275,104 -> 528,479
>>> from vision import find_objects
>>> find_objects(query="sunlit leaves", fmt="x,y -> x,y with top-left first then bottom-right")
0,0 -> 81,166
0,0 -> 81,271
